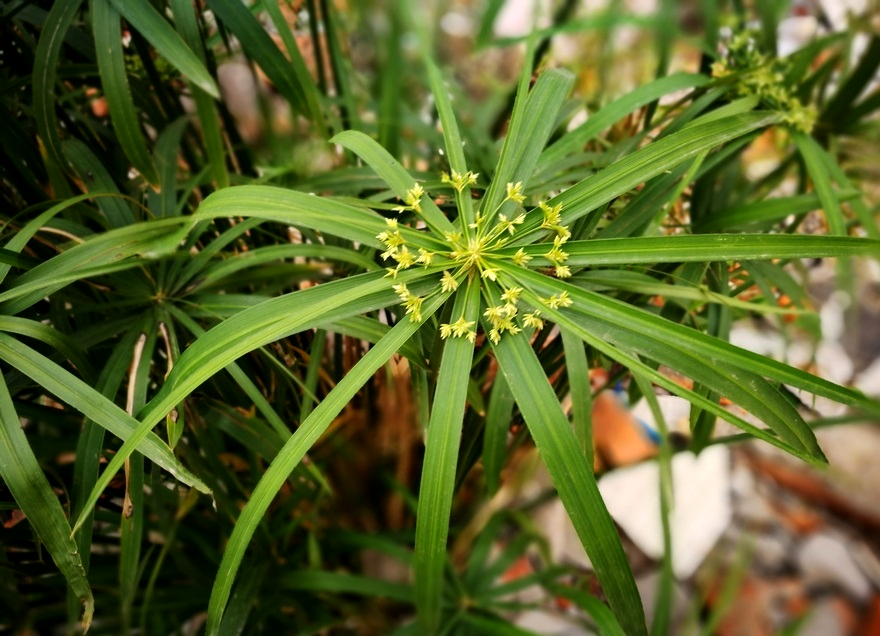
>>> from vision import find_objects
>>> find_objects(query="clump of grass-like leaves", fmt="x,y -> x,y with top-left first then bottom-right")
2,2 -> 879,635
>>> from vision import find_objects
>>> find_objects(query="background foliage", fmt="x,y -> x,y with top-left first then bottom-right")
1,0 -> 879,634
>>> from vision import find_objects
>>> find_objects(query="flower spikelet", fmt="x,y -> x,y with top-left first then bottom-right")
505,181 -> 526,203
440,317 -> 477,342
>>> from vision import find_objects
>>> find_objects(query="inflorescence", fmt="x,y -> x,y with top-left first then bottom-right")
376,174 -> 574,343
711,30 -> 817,133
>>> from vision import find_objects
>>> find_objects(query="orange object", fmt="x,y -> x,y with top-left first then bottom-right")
591,389 -> 657,468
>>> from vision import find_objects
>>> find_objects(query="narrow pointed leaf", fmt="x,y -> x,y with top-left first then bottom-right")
414,280 -> 480,631
490,323 -> 647,636
331,130 -> 454,233
0,333 -> 209,493
503,234 -> 880,267
206,293 -> 448,635
92,0 -> 159,185
0,375 -> 94,631
108,0 -> 219,97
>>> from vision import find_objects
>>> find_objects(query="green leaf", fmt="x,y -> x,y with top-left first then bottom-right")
424,58 -> 478,233
561,327 -> 592,464
147,117 -> 190,218
792,132 -> 846,236
482,68 -> 574,218
196,184 -> 438,250
205,293 -> 448,635
504,234 -> 880,267
91,0 -> 159,185
483,373 -> 514,496
63,139 -> 136,227
489,311 -> 647,636
77,271 -> 428,540
0,374 -> 94,631
206,0 -> 324,128
108,0 -> 219,98
0,194 -> 110,287
279,570 -> 414,603
0,316 -> 95,382
33,0 -> 87,173
330,130 -> 454,235
506,267 -> 858,460
698,191 -> 860,232
537,73 -> 709,173
0,218 -> 189,314
170,0 -> 228,188
414,280 -> 480,632
545,582 -> 626,636
515,112 -> 783,244
0,333 -> 209,494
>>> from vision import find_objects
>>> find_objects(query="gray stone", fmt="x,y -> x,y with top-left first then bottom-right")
636,570 -> 688,632
797,533 -> 872,601
752,534 -> 791,573
796,599 -> 848,636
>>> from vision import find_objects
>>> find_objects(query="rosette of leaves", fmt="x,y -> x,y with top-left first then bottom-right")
4,4 -> 880,632
147,60 -> 879,634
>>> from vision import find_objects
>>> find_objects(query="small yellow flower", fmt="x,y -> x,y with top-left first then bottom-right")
523,311 -> 544,330
544,245 -> 569,265
542,291 -> 573,309
393,184 -> 426,214
505,181 -> 526,203
539,201 -> 563,228
440,271 -> 459,293
417,248 -> 435,266
483,305 -> 507,325
555,265 -> 572,278
404,295 -> 425,322
392,246 -> 415,268
392,282 -> 410,300
480,267 -> 499,281
513,248 -> 532,266
440,317 -> 476,341
441,170 -> 479,192
500,287 -> 523,304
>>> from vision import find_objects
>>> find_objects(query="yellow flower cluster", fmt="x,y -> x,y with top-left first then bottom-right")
392,282 -> 426,322
381,177 -> 573,342
538,201 -> 571,278
393,184 -> 425,214
376,218 -> 436,278
441,170 -> 479,192
439,317 -> 477,342
711,31 -> 817,133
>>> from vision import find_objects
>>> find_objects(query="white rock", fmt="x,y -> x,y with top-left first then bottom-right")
735,489 -> 778,527
730,462 -> 756,499
819,290 -> 850,342
854,357 -> 880,398
778,16 -> 818,56
636,570 -> 688,631
535,497 -> 592,570
598,446 -> 732,578
816,0 -> 867,31
787,339 -> 815,370
797,533 -> 872,601
730,322 -> 787,361
631,395 -> 691,437
815,340 -> 854,385
514,610 -> 591,635
494,0 -> 551,38
851,541 -> 880,591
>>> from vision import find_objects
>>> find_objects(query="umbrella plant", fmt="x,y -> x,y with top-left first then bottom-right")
1,1 -> 879,634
